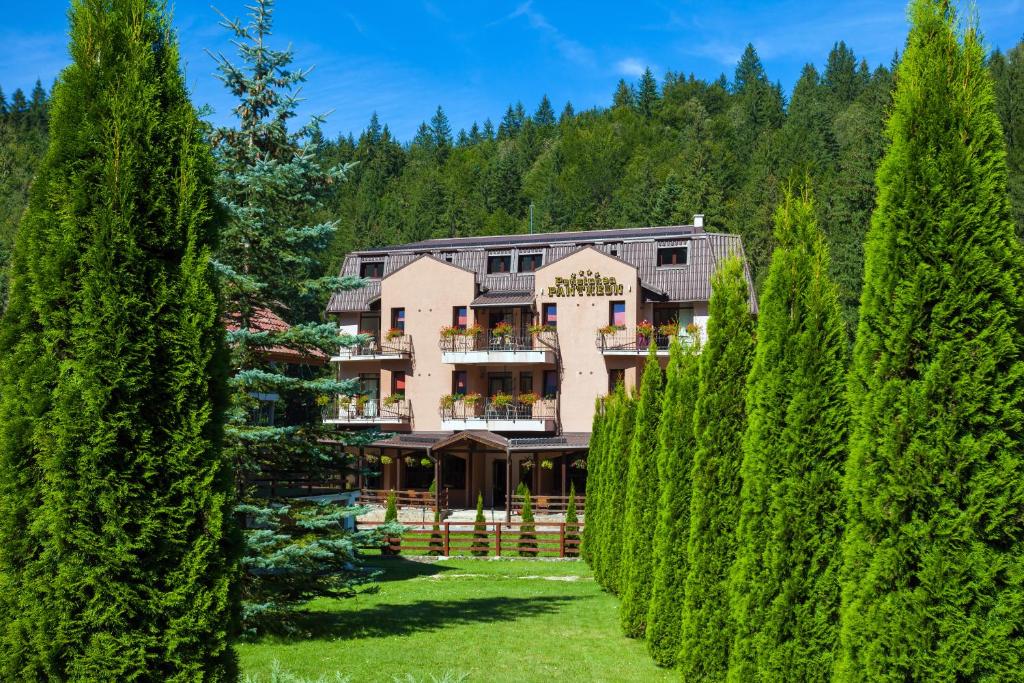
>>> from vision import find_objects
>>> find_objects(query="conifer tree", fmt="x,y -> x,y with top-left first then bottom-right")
838,2 -> 1024,679
619,344 -> 664,637
384,490 -> 398,523
727,186 -> 848,682
598,387 -> 636,594
534,94 -> 556,128
636,67 -> 659,117
565,482 -> 580,557
518,487 -> 537,557
612,79 -> 635,110
645,337 -> 700,667
581,396 -> 606,565
0,0 -> 234,678
679,256 -> 755,680
428,509 -> 443,556
208,0 -> 377,630
472,492 -> 489,556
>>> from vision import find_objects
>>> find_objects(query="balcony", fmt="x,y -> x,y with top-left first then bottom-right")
439,329 -> 557,365
595,328 -> 694,356
439,396 -> 557,432
322,397 -> 411,425
331,334 -> 412,362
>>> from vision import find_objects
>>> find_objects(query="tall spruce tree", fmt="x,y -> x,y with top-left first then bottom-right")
645,336 -> 700,667
619,344 -> 664,637
0,0 -> 235,678
727,186 -> 849,682
679,256 -> 755,680
208,0 -> 376,631
838,2 -> 1024,679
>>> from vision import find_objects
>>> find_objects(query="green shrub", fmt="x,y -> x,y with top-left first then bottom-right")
471,493 -> 489,556
518,487 -> 537,557
564,482 -> 580,557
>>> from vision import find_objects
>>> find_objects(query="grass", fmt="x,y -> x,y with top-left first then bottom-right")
237,557 -> 674,683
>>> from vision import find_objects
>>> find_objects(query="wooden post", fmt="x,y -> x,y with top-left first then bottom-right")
559,522 -> 566,558
431,448 -> 440,513
561,454 -> 567,504
396,451 -> 403,491
495,522 -> 502,557
443,522 -> 450,556
532,453 -> 539,495
505,449 -> 513,523
357,446 -> 365,491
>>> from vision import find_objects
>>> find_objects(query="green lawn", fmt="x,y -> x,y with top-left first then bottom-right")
238,557 -> 674,683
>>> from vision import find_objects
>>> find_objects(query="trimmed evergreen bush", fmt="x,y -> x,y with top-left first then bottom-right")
428,509 -> 444,556
0,0 -> 235,678
599,387 -> 636,594
581,397 -> 605,564
384,490 -> 398,523
471,493 -> 489,556
678,256 -> 755,680
838,2 -> 1024,679
619,344 -> 664,637
565,482 -> 580,557
645,337 -> 700,667
727,186 -> 849,681
518,487 -> 537,557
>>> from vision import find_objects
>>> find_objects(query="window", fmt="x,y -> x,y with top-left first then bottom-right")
519,372 -> 534,394
654,306 -> 694,330
452,370 -> 468,395
391,307 -> 405,332
609,301 -> 626,327
452,306 -> 468,329
542,303 -> 557,327
608,369 -> 625,393
657,246 -> 688,267
359,373 -> 380,399
360,260 -> 384,278
391,371 -> 406,395
487,254 -> 511,273
488,372 -> 513,396
518,252 -> 543,272
542,370 -> 558,398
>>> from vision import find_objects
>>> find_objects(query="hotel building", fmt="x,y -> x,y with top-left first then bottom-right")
324,217 -> 755,516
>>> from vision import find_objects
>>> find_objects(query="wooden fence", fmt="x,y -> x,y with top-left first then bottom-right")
360,488 -> 448,510
360,520 -> 583,558
511,494 -> 585,514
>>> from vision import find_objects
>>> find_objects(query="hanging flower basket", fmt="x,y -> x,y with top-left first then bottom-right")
380,455 -> 393,465
404,456 -> 416,468
541,459 -> 554,470
420,458 -> 432,468
571,458 -> 587,470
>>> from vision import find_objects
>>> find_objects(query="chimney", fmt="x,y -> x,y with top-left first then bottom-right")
693,214 -> 705,229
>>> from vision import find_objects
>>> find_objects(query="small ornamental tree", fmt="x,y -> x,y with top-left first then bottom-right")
565,482 -> 580,557
518,486 -> 538,557
581,397 -> 606,564
727,186 -> 849,681
646,337 -> 700,667
428,509 -> 444,556
384,490 -> 398,523
620,344 -> 664,637
679,256 -> 755,680
471,493 -> 489,556
838,2 -> 1024,679
0,0 -> 235,677
599,387 -> 637,594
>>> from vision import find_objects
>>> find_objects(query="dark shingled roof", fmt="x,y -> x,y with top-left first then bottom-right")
327,224 -> 757,314
471,290 -> 535,307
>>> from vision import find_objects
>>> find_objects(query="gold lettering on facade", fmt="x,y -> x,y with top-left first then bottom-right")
546,271 -> 625,297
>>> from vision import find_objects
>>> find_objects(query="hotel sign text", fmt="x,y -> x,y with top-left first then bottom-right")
546,270 -> 624,297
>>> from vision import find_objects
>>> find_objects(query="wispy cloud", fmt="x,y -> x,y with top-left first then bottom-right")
505,1 -> 595,69
615,57 -> 647,77
0,31 -> 68,90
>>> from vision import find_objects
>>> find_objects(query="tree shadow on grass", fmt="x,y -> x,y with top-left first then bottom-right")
363,556 -> 456,583
272,594 -> 585,643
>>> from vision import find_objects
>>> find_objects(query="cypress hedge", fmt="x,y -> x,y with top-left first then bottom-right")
472,493 -> 489,556
838,1 -> 1024,679
565,481 -> 580,557
0,0 -> 234,678
727,186 -> 849,681
598,387 -> 636,594
645,336 -> 700,667
619,344 -> 664,637
581,396 -> 606,565
519,488 -> 537,557
679,256 -> 755,680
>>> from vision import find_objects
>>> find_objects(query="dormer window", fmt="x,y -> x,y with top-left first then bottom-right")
360,260 -> 385,278
518,252 -> 544,272
657,246 -> 688,267
487,254 -> 512,273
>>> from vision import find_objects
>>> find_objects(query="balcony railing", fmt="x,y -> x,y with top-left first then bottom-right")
322,397 -> 411,424
333,334 -> 412,361
595,329 -> 693,354
439,330 -> 558,365
439,397 -> 557,429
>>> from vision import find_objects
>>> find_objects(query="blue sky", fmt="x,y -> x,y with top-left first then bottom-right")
1,1 -> 1022,141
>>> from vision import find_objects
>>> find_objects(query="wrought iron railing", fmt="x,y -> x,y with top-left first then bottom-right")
439,330 -> 558,353
439,397 -> 557,422
322,397 -> 411,422
595,329 -> 693,353
336,334 -> 412,358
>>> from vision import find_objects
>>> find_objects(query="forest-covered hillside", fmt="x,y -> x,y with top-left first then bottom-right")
2,40 -> 1022,326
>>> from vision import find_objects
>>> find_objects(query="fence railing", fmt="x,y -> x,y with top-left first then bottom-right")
595,329 -> 693,353
360,519 -> 583,558
511,494 -> 585,514
250,470 -> 348,497
322,397 -> 411,422
439,397 -> 557,422
439,330 -> 558,353
336,334 -> 412,358
360,488 -> 448,510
